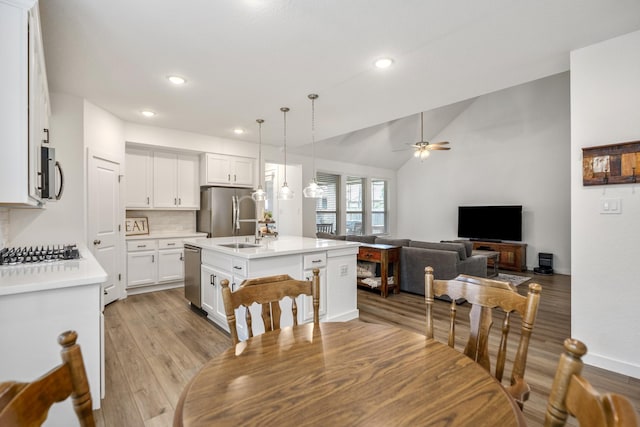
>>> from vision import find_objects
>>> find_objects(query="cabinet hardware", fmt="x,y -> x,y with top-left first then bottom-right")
234,174 -> 237,182
179,254 -> 183,261
43,128 -> 49,144
152,254 -> 155,263
167,243 -> 176,246
312,259 -> 322,263
137,244 -> 146,248
104,290 -> 108,295
146,196 -> 150,205
210,274 -> 216,285
93,239 -> 101,245
174,198 -> 177,205
233,266 -> 242,270
227,174 -> 231,181
178,198 -> 181,205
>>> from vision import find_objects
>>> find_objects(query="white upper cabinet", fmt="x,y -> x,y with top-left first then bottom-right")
153,151 -> 199,209
0,0 -> 47,207
125,147 -> 199,210
125,147 -> 153,208
200,153 -> 255,188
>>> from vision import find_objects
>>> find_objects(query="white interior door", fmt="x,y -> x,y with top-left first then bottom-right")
88,152 -> 121,307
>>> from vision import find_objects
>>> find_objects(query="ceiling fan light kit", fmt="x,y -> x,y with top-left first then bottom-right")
409,111 -> 451,160
303,93 -> 325,198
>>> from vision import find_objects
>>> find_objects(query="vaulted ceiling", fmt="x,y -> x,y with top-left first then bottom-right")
40,1 -> 640,168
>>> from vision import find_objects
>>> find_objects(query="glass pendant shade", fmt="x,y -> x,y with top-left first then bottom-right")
279,182 -> 294,200
251,118 -> 266,201
278,107 -> 294,200
302,179 -> 324,198
303,93 -> 324,198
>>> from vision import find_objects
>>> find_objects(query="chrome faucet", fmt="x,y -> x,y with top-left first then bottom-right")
233,195 -> 261,243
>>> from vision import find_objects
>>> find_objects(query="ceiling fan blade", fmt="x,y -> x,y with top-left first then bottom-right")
430,141 -> 449,145
428,146 -> 451,150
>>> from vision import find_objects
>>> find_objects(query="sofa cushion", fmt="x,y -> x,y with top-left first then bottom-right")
316,232 -> 346,240
409,241 -> 467,260
346,235 -> 377,244
375,237 -> 411,247
441,240 -> 473,257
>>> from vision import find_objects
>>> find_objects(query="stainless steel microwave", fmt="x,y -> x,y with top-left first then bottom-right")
40,146 -> 64,200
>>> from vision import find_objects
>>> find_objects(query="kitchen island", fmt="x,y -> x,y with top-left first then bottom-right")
183,236 -> 360,339
0,246 -> 106,424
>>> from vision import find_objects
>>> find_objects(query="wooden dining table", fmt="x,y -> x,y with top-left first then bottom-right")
174,322 -> 526,427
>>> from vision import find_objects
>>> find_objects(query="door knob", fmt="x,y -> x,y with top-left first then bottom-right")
93,239 -> 101,245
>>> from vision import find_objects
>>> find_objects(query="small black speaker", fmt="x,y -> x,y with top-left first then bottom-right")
534,252 -> 553,275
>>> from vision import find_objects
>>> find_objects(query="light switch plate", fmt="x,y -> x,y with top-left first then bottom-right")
600,198 -> 621,214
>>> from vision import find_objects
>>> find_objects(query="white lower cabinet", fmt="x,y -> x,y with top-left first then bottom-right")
126,238 -> 185,293
302,252 -> 327,322
200,263 -> 231,328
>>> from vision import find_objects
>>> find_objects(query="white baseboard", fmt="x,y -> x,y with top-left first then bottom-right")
125,281 -> 183,296
326,309 -> 359,322
584,352 -> 640,380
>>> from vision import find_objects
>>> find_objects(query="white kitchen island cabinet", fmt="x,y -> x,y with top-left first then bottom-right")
184,236 -> 360,340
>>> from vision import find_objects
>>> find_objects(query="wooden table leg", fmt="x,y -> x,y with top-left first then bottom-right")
380,251 -> 389,298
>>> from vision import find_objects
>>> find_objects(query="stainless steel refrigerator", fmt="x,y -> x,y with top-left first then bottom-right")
197,187 -> 255,237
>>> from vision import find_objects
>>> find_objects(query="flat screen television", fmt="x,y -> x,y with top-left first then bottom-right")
457,205 -> 522,242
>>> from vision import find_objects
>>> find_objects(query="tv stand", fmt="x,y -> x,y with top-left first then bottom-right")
471,240 -> 527,272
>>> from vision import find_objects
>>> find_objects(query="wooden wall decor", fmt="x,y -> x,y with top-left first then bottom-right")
582,140 -> 640,186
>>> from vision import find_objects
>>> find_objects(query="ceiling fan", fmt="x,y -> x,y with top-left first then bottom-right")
397,111 -> 450,160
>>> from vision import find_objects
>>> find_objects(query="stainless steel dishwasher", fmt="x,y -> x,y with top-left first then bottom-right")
184,244 -> 203,310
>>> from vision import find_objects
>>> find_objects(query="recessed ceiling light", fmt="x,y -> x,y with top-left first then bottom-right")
141,110 -> 156,117
167,75 -> 186,85
233,128 -> 245,135
374,58 -> 394,69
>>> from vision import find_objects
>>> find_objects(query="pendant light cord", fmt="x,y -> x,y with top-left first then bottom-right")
257,119 -> 264,186
281,107 -> 289,184
311,94 -> 316,179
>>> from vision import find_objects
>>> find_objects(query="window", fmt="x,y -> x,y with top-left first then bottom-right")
371,179 -> 388,234
315,172 -> 339,233
346,176 -> 364,235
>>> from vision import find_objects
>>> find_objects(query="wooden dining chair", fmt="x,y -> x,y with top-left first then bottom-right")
424,266 -> 542,409
316,223 -> 334,234
0,330 -> 95,427
545,338 -> 639,427
221,268 -> 320,345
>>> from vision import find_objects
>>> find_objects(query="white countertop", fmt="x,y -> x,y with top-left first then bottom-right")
183,235 -> 360,259
0,244 -> 107,296
126,232 -> 208,241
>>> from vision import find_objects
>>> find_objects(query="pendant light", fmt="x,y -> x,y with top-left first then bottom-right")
251,119 -> 266,201
303,93 -> 324,198
278,107 -> 294,200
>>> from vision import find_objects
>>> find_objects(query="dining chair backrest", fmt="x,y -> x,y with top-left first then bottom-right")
0,330 -> 95,427
316,223 -> 333,234
221,268 -> 320,345
544,338 -> 639,427
424,266 -> 542,409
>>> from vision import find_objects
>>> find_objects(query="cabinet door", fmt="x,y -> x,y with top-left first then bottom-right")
127,250 -> 157,287
201,153 -> 232,186
125,148 -> 153,208
201,264 -> 231,329
158,248 -> 184,282
153,151 -> 178,208
232,157 -> 255,187
176,154 -> 199,209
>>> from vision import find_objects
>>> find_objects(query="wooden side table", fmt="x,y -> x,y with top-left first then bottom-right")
357,244 -> 400,297
472,249 -> 500,278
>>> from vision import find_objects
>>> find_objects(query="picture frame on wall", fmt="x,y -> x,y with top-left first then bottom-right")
125,217 -> 149,235
582,140 -> 640,186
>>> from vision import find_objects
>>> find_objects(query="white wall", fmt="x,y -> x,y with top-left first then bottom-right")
0,208 -> 8,248
570,30 -> 640,378
9,93 -> 85,245
397,73 -> 571,273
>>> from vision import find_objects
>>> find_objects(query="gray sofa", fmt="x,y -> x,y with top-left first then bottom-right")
316,233 -> 487,296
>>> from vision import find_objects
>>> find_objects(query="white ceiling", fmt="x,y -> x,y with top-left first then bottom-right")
39,0 -> 640,168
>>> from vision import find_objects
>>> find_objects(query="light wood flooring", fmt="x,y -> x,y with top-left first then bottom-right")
95,271 -> 640,426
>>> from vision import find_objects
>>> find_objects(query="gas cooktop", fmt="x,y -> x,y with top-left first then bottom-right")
0,244 -> 80,265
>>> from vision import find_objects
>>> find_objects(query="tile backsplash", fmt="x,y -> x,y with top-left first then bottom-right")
0,208 -> 8,249
126,210 -> 196,234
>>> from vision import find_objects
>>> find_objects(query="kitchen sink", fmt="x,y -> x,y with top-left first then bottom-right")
217,243 -> 261,249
